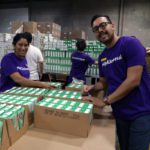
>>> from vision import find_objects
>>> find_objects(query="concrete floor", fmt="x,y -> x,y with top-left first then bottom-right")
8,119 -> 115,150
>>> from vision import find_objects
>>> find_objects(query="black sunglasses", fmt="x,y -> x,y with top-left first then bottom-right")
92,22 -> 111,33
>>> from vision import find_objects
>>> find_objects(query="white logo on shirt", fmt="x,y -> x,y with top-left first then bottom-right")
72,57 -> 85,61
17,66 -> 29,71
102,55 -> 123,67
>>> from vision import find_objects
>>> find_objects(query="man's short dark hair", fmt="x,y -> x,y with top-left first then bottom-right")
76,39 -> 86,51
91,15 -> 112,27
23,32 -> 32,43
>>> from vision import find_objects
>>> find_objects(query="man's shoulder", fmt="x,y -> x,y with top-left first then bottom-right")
29,44 -> 40,51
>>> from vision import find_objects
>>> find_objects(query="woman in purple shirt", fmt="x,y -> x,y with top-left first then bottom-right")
0,33 -> 52,92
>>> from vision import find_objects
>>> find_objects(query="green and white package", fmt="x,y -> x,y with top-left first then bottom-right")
0,121 -> 3,145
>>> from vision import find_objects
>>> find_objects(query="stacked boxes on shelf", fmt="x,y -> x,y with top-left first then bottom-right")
34,97 -> 93,137
37,22 -> 61,39
43,39 -> 105,76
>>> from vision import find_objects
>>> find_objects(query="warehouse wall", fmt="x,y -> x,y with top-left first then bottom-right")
0,8 -> 28,33
0,0 -> 149,46
30,0 -> 120,40
123,0 -> 150,46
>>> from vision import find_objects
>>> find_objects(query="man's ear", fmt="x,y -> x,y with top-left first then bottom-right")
111,22 -> 115,31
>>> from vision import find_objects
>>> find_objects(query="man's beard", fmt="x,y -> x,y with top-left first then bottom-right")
98,32 -> 114,46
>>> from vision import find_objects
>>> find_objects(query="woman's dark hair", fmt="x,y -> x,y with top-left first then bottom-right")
23,32 -> 32,43
76,39 -> 86,51
12,33 -> 30,46
91,15 -> 112,27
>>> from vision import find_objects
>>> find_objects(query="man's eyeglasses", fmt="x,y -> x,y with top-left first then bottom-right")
92,22 -> 111,33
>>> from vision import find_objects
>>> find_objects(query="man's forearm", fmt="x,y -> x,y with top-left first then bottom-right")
108,77 -> 140,104
93,81 -> 104,91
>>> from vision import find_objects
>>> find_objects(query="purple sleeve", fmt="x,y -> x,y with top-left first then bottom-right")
123,38 -> 146,67
98,55 -> 105,77
1,55 -> 18,76
86,54 -> 95,65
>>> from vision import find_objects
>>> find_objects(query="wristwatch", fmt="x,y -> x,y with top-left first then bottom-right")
103,96 -> 111,105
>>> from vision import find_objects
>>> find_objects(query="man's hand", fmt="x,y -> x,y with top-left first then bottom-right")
83,85 -> 94,93
41,82 -> 56,89
83,96 -> 106,108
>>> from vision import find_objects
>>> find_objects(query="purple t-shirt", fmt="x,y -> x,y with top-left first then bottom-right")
0,53 -> 30,92
68,51 -> 95,83
99,36 -> 150,120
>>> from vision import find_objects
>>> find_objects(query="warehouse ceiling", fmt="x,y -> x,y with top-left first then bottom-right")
0,0 -> 58,2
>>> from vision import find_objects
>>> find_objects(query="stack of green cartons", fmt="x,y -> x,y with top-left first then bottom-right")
3,87 -> 49,97
43,40 -> 105,76
67,83 -> 83,88
0,103 -> 28,146
0,94 -> 38,113
38,97 -> 93,114
0,104 -> 25,131
46,90 -> 82,101
66,83 -> 83,92
0,120 -> 3,145
43,82 -> 62,89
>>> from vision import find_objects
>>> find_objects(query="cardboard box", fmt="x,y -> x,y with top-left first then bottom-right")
65,83 -> 83,92
56,73 -> 68,82
37,22 -> 61,38
45,90 -> 82,101
12,21 -> 23,33
6,108 -> 28,145
61,32 -> 68,40
61,30 -> 86,40
23,21 -> 38,33
34,98 -> 93,137
0,104 -> 28,146
0,94 -> 42,125
3,87 -> 49,98
0,120 -> 10,150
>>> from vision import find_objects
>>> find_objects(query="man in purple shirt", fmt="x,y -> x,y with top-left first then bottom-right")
68,39 -> 96,84
83,15 -> 150,150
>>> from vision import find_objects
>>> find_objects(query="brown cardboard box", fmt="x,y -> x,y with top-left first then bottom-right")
61,32 -> 68,40
6,108 -> 28,145
0,95 -> 43,126
12,21 -> 23,33
23,21 -> 38,33
68,30 -> 86,40
37,22 -> 48,33
61,30 -> 86,40
65,86 -> 83,92
0,120 -> 10,150
56,73 -> 68,82
37,22 -> 61,37
34,105 -> 92,137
